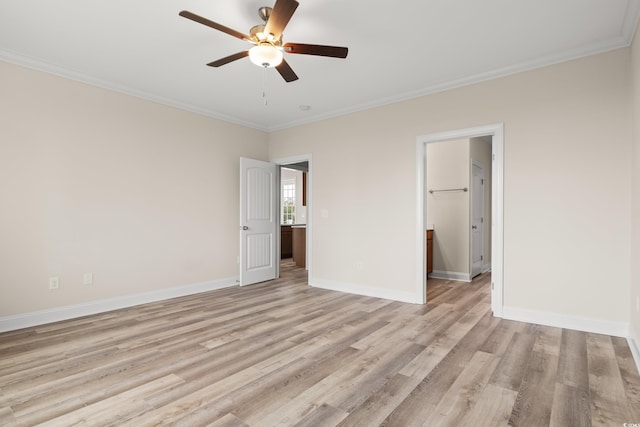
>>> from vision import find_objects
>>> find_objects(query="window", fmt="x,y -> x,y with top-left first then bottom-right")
282,180 -> 295,224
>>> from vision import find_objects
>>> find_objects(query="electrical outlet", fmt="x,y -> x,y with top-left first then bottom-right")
83,273 -> 93,285
49,276 -> 59,290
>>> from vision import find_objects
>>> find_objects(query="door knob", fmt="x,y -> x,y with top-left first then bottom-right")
241,226 -> 249,230
472,225 -> 477,230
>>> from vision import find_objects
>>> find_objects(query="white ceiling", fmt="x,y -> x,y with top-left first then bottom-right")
1,0 -> 639,131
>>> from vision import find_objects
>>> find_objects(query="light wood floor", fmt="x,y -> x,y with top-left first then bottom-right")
1,261 -> 639,426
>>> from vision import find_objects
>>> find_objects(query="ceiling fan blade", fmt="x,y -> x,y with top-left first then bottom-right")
179,10 -> 249,41
276,59 -> 299,82
264,0 -> 299,40
207,51 -> 249,67
283,43 -> 348,58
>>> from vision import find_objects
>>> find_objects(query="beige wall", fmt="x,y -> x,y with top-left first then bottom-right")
269,48 -> 632,324
0,43 -> 635,334
426,139 -> 470,277
0,61 -> 268,317
631,25 -> 640,347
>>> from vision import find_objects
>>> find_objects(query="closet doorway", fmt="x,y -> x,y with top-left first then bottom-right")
416,124 -> 504,316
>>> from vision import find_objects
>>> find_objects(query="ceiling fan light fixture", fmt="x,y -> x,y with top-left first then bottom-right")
249,44 -> 283,68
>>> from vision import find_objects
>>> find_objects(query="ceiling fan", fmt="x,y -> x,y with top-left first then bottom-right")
179,0 -> 348,82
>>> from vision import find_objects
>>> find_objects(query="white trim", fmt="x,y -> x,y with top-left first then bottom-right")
470,159 -> 485,279
280,177 -> 296,224
417,123 -> 504,315
270,154 -> 312,167
428,271 -> 472,282
268,34 -> 638,132
492,126 -> 505,317
629,324 -> 640,375
623,0 -> 640,45
4,0 -> 639,135
416,143 -> 427,304
0,277 -> 238,333
311,278 -> 422,304
630,336 -> 640,376
502,306 -> 628,338
0,50 -> 267,132
275,165 -> 282,279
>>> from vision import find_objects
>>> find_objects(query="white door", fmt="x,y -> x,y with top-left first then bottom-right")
240,157 -> 277,286
471,161 -> 484,278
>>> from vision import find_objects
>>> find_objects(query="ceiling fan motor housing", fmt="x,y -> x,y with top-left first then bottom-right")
250,24 -> 282,46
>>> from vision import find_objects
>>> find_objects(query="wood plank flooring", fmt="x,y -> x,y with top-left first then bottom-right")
1,261 -> 639,426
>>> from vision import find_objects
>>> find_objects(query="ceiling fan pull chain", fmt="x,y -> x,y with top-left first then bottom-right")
262,66 -> 268,106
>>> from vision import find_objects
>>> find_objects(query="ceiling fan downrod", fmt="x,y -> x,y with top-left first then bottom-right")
258,6 -> 272,23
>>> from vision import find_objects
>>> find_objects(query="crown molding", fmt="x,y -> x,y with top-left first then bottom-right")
0,49 -> 270,132
268,34 -> 636,131
3,0 -> 639,135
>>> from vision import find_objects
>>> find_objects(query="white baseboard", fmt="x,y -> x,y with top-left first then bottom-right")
0,277 -> 238,333
310,277 -> 422,304
428,270 -> 472,282
502,306 -> 628,337
629,324 -> 640,375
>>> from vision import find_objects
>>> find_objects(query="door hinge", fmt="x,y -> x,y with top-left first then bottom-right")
481,178 -> 484,185
481,255 -> 483,261
492,153 -> 495,161
481,217 -> 484,223
491,282 -> 494,290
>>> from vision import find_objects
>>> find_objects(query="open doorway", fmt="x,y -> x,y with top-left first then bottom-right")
416,124 -> 504,316
279,162 -> 308,271
425,137 -> 492,282
273,155 -> 312,280
238,155 -> 311,286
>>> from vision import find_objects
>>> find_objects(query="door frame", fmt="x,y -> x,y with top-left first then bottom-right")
271,154 -> 313,280
470,159 -> 485,279
416,124 -> 504,316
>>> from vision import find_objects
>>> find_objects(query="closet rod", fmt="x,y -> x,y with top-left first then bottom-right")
428,187 -> 468,194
